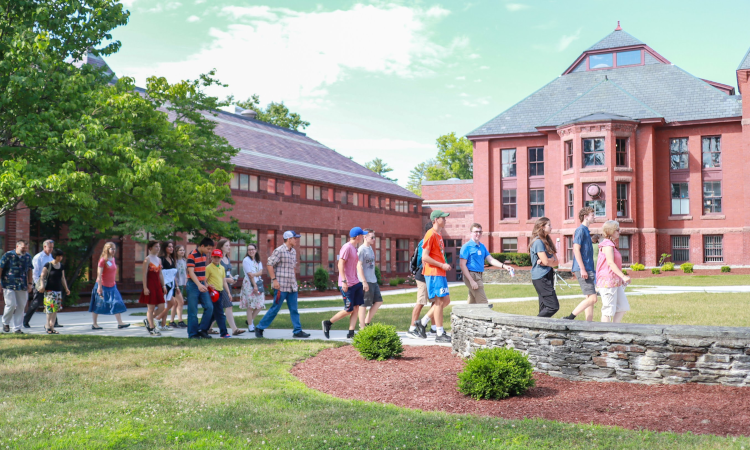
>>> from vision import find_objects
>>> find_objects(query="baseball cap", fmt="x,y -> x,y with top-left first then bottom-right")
349,227 -> 368,238
430,210 -> 450,220
283,230 -> 301,239
211,249 -> 223,257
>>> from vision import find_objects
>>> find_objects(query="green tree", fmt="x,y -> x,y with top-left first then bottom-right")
235,94 -> 310,131
365,157 -> 396,181
435,132 -> 474,179
0,0 -> 248,287
406,159 -> 439,196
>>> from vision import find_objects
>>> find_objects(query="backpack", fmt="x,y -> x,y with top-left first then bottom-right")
410,239 -> 423,275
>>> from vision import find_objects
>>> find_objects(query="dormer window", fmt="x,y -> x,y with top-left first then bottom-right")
617,50 -> 641,66
587,50 -> 644,70
590,53 -> 613,69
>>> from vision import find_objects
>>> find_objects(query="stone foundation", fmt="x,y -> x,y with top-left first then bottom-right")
482,268 -> 574,284
451,304 -> 750,386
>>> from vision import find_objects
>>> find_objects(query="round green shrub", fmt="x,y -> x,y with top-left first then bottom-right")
313,266 -> 330,292
388,278 -> 399,287
630,263 -> 645,271
681,262 -> 694,273
374,266 -> 383,285
621,269 -> 628,275
721,266 -> 731,273
351,323 -> 404,361
651,268 -> 661,274
457,348 -> 535,400
662,262 -> 675,271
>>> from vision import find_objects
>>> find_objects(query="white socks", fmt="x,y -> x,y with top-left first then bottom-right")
420,316 -> 431,327
437,326 -> 445,336
409,325 -> 416,332
431,325 -> 437,332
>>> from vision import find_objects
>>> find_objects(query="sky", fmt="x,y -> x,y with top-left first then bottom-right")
107,0 -> 750,187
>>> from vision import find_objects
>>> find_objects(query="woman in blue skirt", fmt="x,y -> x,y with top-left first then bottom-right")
89,242 -> 130,330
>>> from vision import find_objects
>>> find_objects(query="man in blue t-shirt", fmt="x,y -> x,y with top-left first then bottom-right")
459,223 -> 514,304
564,207 -> 598,321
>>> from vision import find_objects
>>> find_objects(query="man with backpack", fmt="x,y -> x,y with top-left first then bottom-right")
407,223 -> 435,339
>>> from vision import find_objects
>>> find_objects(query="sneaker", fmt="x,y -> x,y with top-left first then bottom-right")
14,329 -> 24,334
406,329 -> 423,339
413,321 -> 427,339
248,325 -> 255,332
177,321 -> 188,329
197,330 -> 212,339
346,330 -> 355,339
322,320 -> 332,339
3,324 -> 9,333
221,334 -> 231,338
563,314 -> 576,320
149,328 -> 162,336
56,323 -> 63,327
430,328 -> 437,334
169,321 -> 178,328
293,331 -> 310,338
159,325 -> 173,331
254,328 -> 264,338
435,334 -> 452,344
143,319 -> 150,330
23,322 -> 30,329
117,324 -> 131,329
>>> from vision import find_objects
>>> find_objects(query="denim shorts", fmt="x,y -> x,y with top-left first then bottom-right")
340,282 -> 364,312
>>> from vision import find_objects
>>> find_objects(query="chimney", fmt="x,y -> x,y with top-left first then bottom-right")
240,109 -> 258,119
615,21 -> 622,31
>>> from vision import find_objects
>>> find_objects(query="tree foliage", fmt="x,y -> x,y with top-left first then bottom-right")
406,160 -> 438,196
234,94 -> 310,132
406,132 -> 474,196
0,0 -> 248,287
364,157 -> 396,181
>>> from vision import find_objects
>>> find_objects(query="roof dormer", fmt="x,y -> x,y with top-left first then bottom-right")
563,22 -> 670,75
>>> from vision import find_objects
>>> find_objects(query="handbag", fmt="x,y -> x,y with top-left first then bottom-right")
35,264 -> 49,293
207,285 -> 220,303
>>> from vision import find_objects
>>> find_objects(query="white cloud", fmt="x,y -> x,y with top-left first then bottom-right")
121,4 -> 462,108
120,0 -> 137,7
479,65 -> 489,70
505,3 -> 529,12
445,84 -> 456,88
144,1 -> 182,13
462,97 -> 490,107
187,15 -> 200,22
473,79 -> 481,82
456,76 -> 466,80
468,53 -> 480,59
557,28 -> 582,51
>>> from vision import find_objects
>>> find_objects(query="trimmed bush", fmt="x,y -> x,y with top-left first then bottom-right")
458,348 -> 535,400
489,252 -> 532,267
651,268 -> 661,275
721,266 -> 731,273
351,323 -> 404,361
313,266 -> 330,292
681,262 -> 694,274
621,269 -> 628,275
662,262 -> 675,272
389,279 -> 399,287
374,266 -> 383,285
630,263 -> 645,271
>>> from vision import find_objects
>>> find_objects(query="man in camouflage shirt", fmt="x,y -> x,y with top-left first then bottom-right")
1,240 -> 33,333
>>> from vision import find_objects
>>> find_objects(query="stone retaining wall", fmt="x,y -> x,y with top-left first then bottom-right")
482,268 -> 574,284
451,304 -> 750,386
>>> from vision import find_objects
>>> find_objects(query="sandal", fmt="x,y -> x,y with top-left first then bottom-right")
91,325 -> 103,330
232,329 -> 246,336
46,328 -> 53,335
207,329 -> 219,335
50,329 -> 59,334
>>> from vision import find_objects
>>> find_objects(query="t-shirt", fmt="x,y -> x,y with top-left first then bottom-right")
460,240 -> 489,273
44,262 -> 65,292
97,258 -> 117,288
0,250 -> 32,291
338,242 -> 360,288
571,225 -> 594,273
596,239 -> 624,288
422,229 -> 446,277
205,263 -> 225,291
187,249 -> 208,283
530,239 -> 553,280
357,245 -> 377,284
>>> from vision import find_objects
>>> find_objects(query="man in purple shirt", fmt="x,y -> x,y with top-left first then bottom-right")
322,227 -> 368,339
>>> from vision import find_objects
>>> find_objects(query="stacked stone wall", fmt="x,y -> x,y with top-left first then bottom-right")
452,305 -> 750,386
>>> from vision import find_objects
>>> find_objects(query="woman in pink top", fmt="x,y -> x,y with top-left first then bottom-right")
595,221 -> 631,323
89,242 -> 129,329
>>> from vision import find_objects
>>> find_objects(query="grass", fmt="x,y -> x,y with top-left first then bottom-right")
1,335 -> 748,449
628,274 -> 750,286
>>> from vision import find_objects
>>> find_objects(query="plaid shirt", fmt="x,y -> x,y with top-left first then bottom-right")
267,244 -> 297,293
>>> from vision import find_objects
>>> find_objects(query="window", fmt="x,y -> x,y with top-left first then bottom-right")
618,235 -> 630,265
370,195 -> 378,209
502,238 -> 517,253
352,193 -> 359,206
566,185 -> 574,219
394,200 -> 408,212
583,138 -> 604,167
276,179 -> 286,195
616,50 -> 641,66
529,189 -> 545,218
590,53 -> 613,69
703,181 -> 722,214
259,177 -> 268,192
616,183 -> 628,218
502,189 -> 517,219
672,236 -> 690,262
704,235 -> 723,263
529,147 -> 544,176
566,236 -> 574,262
385,238 -> 391,273
615,138 -> 627,167
501,149 -> 516,177
585,200 -> 606,217
339,190 -> 347,205
306,185 -> 322,200
671,183 -> 689,215
231,229 -> 257,278
375,237 -> 381,270
702,136 -> 721,168
564,141 -> 573,170
396,239 -> 410,272
670,138 -> 689,170
327,234 -> 334,272
299,233 -> 321,277
230,172 -> 258,192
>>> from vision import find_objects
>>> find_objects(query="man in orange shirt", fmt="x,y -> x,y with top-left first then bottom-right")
414,210 -> 452,343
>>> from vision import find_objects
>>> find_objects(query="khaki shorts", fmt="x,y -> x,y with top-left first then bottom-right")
463,271 -> 488,304
416,279 -> 429,305
600,285 -> 630,318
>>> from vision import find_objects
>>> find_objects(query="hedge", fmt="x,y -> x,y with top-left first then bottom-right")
489,252 -> 531,267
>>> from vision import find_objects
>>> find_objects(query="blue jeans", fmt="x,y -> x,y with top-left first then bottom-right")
257,290 -> 301,333
212,296 -> 228,337
187,280 -> 214,338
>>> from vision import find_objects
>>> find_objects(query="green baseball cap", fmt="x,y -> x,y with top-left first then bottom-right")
430,210 -> 450,220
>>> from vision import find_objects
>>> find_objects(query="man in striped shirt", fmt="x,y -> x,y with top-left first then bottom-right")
186,237 -> 215,339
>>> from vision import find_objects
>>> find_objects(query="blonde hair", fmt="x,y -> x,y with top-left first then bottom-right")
175,245 -> 186,261
601,220 -> 620,239
100,242 -> 116,261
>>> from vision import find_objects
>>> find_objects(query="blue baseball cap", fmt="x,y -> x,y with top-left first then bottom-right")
349,227 -> 368,238
283,230 -> 301,239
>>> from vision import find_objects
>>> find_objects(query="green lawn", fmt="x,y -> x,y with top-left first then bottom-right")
1,335 -> 747,449
628,274 -> 750,286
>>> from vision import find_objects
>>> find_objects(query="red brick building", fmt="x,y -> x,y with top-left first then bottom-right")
459,24 -> 750,268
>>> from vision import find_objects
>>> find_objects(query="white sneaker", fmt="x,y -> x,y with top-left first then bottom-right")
159,325 -> 173,331
248,325 -> 255,332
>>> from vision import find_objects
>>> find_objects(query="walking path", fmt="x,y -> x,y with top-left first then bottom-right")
10,284 -> 749,348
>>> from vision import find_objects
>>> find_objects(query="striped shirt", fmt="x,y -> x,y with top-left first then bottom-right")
187,249 -> 208,282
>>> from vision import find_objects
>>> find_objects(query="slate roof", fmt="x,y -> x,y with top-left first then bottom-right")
739,46 -> 750,70
562,112 -> 638,125
468,33 -> 743,137
70,53 -> 118,81
587,29 -> 644,51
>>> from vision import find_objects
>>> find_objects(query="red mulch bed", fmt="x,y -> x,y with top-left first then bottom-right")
627,268 -> 750,278
292,345 -> 750,436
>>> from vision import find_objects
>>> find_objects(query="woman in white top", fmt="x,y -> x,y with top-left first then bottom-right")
239,244 -> 265,331
170,245 -> 188,328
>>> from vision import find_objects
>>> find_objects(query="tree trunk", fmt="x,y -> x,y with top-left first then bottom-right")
66,235 -> 101,287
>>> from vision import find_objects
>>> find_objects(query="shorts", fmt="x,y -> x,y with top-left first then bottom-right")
340,282 -> 364,312
463,271 -> 487,304
599,285 -> 630,318
44,291 -> 63,314
415,280 -> 429,306
424,275 -> 449,300
574,270 -> 597,296
363,282 -> 382,307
